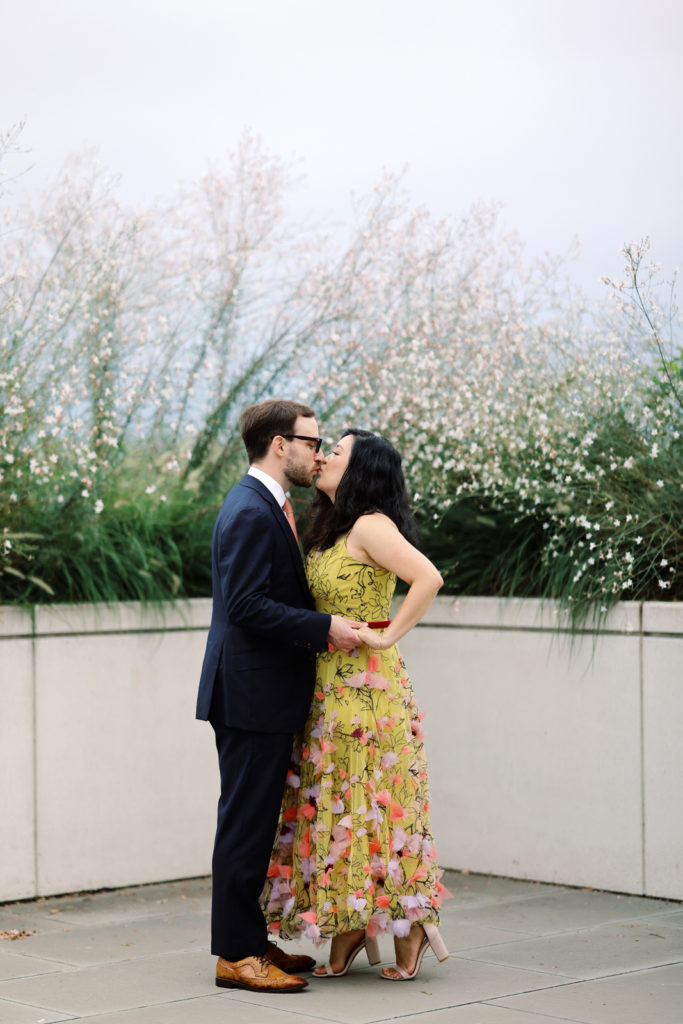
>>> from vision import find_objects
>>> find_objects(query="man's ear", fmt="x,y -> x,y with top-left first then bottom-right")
270,435 -> 286,458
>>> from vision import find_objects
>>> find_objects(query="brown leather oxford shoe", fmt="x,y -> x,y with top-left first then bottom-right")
266,940 -> 316,974
215,954 -> 308,992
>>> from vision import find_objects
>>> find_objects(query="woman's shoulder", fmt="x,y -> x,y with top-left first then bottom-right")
349,511 -> 399,542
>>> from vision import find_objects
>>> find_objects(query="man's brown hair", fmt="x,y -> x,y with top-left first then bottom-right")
240,399 -> 315,463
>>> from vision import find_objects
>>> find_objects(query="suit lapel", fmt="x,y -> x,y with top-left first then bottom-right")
239,476 -> 310,594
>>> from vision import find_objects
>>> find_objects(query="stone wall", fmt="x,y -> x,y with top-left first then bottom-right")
1,597 -> 680,902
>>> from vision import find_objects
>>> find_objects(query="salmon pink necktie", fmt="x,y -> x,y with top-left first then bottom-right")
282,497 -> 299,542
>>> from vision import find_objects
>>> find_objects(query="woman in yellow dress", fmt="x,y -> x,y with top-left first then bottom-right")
263,429 -> 449,981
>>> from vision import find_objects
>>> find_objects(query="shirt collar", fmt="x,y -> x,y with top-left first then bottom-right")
247,465 -> 287,508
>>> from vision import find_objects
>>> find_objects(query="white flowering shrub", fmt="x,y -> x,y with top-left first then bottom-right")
0,135 -> 352,598
289,181 -> 681,614
1,133 -> 680,611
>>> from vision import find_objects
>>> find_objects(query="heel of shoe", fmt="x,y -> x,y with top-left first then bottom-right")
364,935 -> 382,965
423,923 -> 449,962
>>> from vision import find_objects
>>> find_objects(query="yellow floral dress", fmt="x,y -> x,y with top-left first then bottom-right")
262,535 -> 446,943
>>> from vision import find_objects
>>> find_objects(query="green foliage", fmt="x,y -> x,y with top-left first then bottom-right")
2,382 -> 680,613
0,460 -> 244,604
417,499 -> 547,599
416,397 -> 682,619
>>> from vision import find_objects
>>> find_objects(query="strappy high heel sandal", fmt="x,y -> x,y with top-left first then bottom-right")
313,932 -> 382,977
381,923 -> 448,981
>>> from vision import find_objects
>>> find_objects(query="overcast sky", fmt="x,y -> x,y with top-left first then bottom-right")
2,0 -> 681,298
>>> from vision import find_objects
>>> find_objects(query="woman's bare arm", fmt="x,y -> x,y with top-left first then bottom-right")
347,512 -> 443,650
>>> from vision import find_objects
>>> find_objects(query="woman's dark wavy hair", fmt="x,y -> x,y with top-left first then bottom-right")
302,429 -> 419,554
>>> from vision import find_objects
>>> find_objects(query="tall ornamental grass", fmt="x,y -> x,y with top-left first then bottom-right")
1,129 -> 680,618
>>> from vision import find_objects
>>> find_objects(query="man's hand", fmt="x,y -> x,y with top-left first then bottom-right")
327,615 -> 364,652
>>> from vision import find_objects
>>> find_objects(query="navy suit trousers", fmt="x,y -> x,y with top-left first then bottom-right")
210,723 -> 293,960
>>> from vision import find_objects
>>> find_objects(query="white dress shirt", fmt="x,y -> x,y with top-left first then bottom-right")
247,465 -> 288,514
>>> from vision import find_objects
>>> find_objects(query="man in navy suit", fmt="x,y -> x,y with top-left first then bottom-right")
197,399 -> 362,993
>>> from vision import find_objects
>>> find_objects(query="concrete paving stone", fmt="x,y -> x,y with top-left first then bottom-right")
0,950 -> 216,1016
446,873 -> 565,905
448,890 -> 681,936
74,992 -> 343,1024
437,917 -> 537,953
459,920 -> 683,980
646,909 -> 683,929
391,1006 -> 588,1024
490,961 -> 683,1024
218,957 -> 570,1024
11,911 -> 210,967
0,997 -> 72,1024
0,952 -> 75,982
10,879 -> 213,928
0,907 -> 73,937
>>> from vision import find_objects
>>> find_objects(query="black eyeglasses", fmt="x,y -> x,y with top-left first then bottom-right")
278,434 -> 324,453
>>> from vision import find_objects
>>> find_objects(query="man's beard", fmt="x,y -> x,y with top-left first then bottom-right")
284,457 -> 316,489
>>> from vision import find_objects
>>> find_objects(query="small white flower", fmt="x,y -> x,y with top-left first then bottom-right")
81,488 -> 89,498
635,536 -> 643,544
656,479 -> 664,488
94,499 -> 104,514
660,558 -> 668,567
4,453 -> 14,464
9,492 -> 18,502
145,485 -> 157,495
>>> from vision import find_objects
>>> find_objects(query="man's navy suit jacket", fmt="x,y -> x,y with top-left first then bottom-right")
196,474 -> 331,733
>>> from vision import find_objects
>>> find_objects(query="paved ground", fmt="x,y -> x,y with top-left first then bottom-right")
1,872 -> 681,1024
